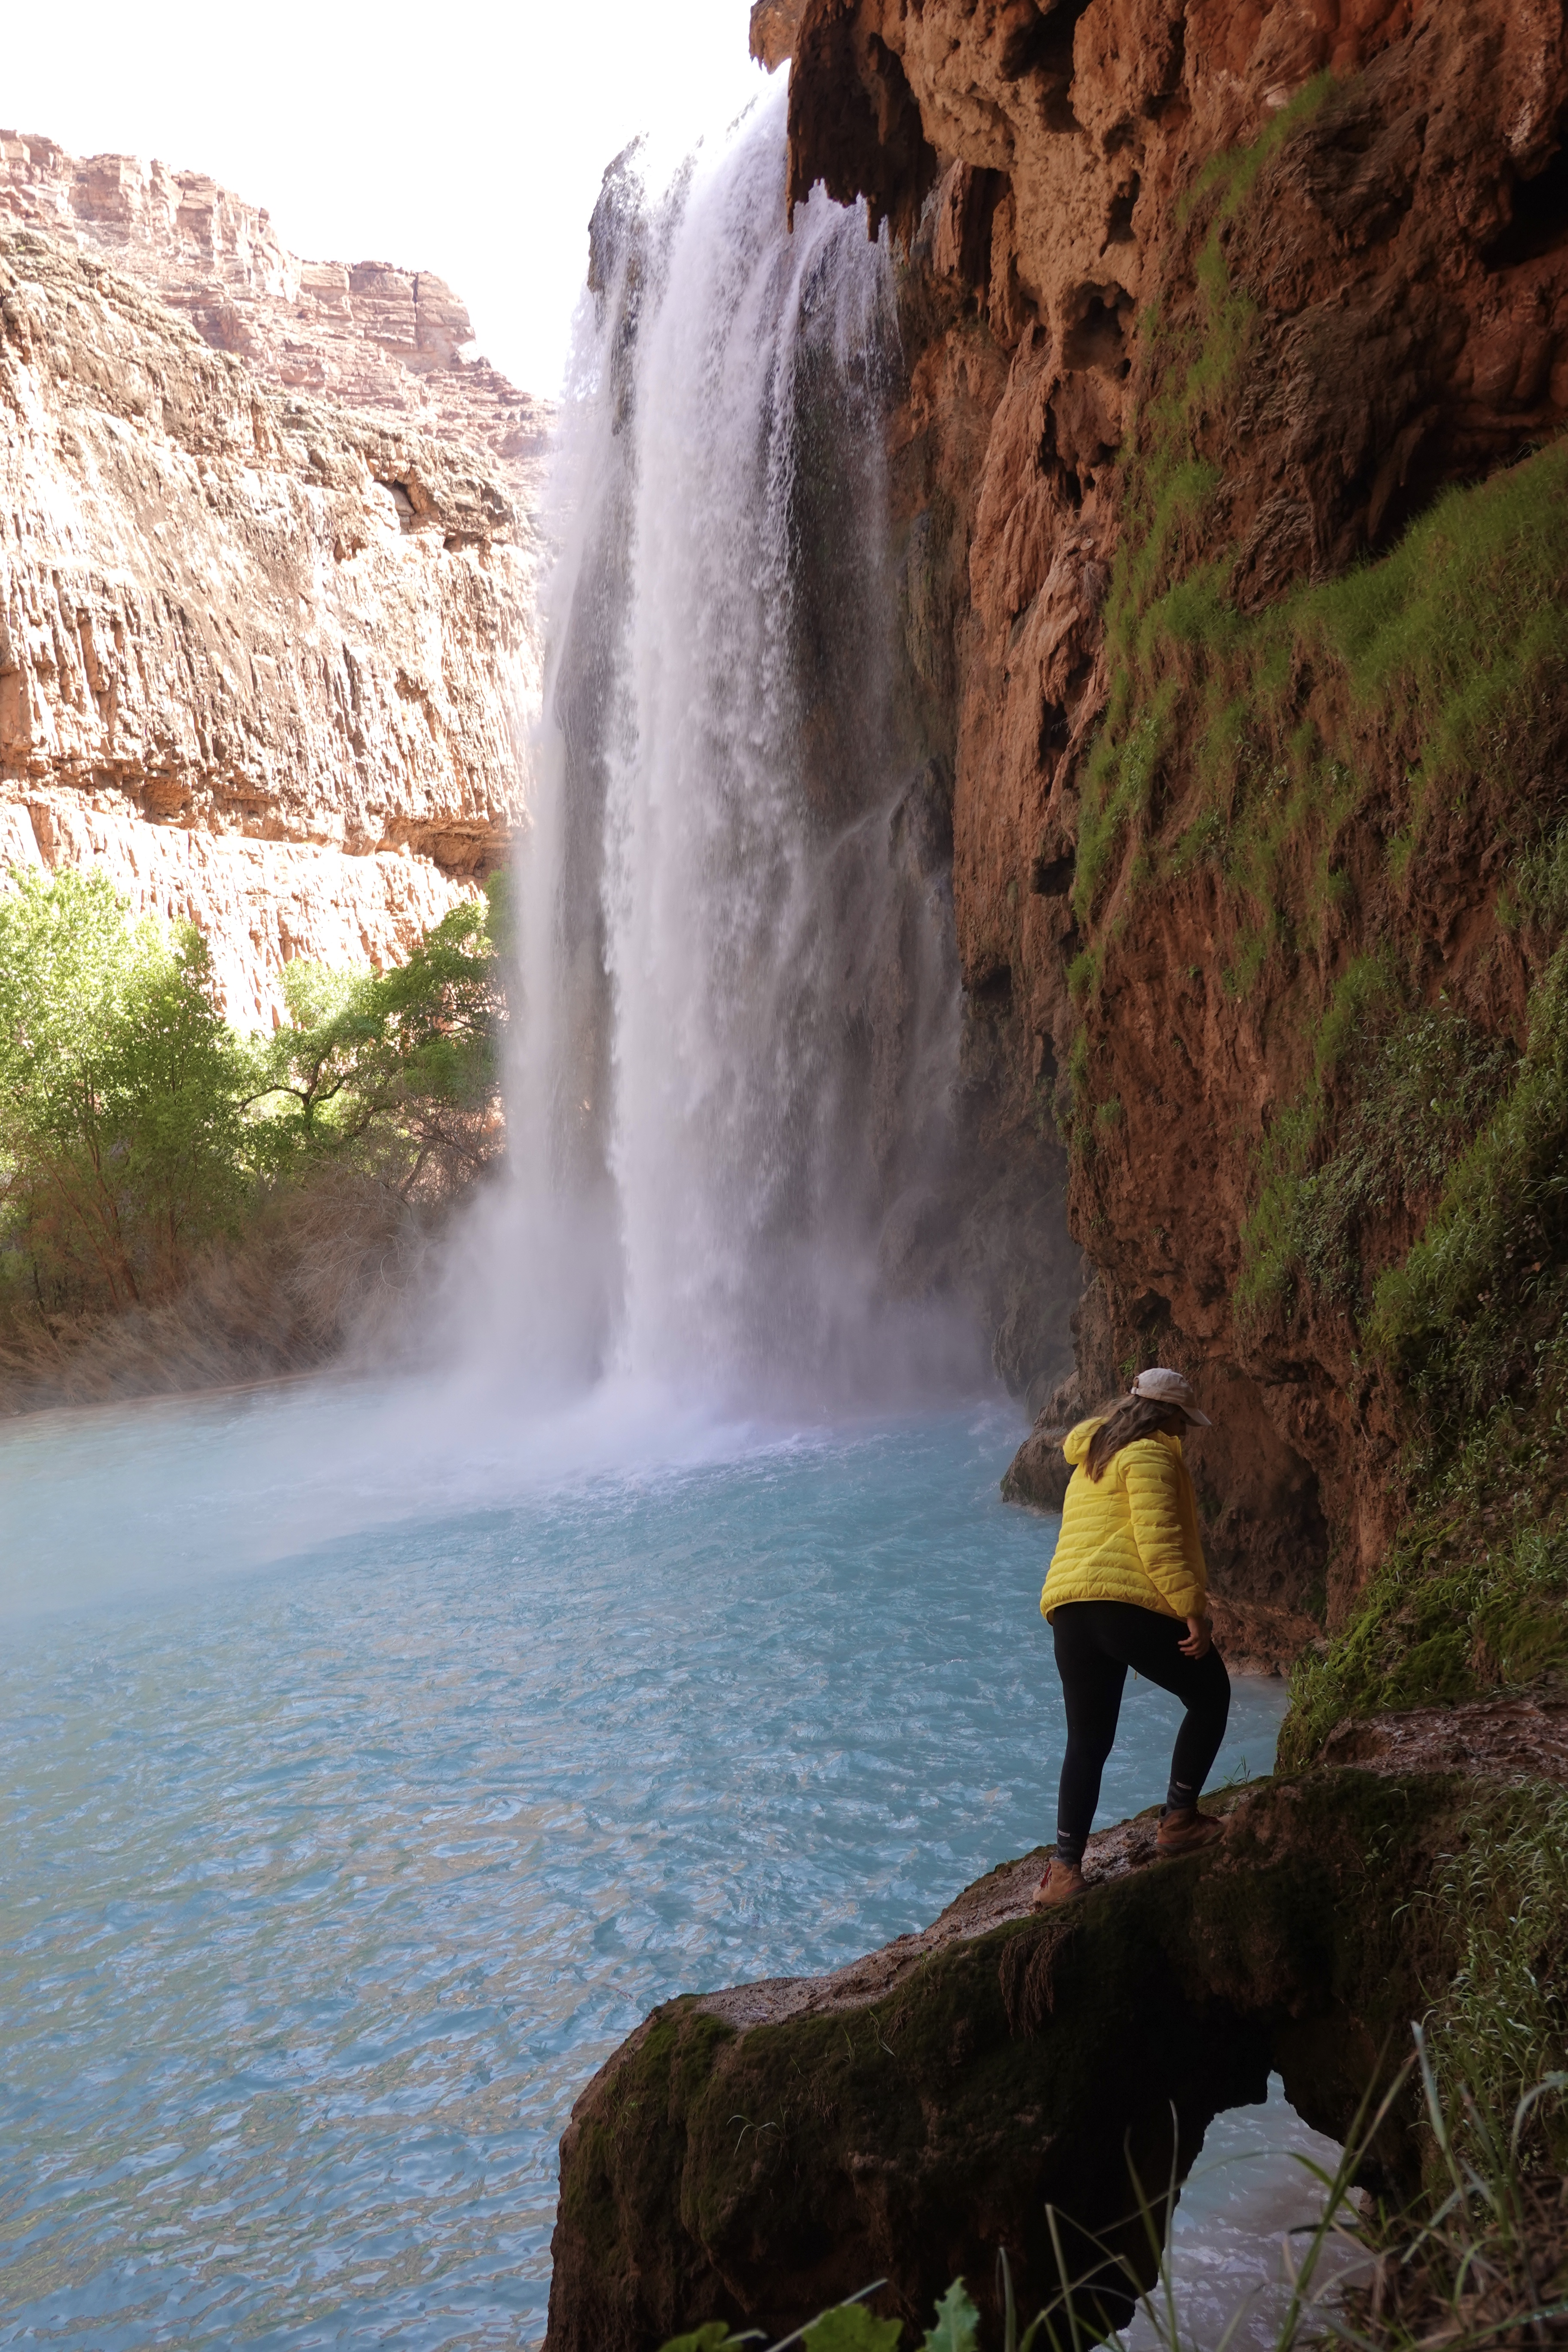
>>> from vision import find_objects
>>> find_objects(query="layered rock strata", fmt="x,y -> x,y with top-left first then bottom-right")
763,0 -> 1568,1657
0,138 -> 545,1024
0,132 -> 550,501
546,1700 -> 1567,2350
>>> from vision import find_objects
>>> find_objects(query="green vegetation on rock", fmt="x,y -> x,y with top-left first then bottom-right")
1282,1421 -> 1568,1763
658,2282 -> 968,2352
603,1769 -> 1568,2352
1421,1783 -> 1568,2174
1275,937 -> 1568,1743
1057,77 -> 1568,1743
0,864 -> 508,1345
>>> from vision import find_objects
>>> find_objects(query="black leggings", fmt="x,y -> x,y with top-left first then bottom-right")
1051,1600 -> 1231,1865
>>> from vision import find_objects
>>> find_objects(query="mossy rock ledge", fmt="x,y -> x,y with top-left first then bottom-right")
544,1708 -> 1568,2352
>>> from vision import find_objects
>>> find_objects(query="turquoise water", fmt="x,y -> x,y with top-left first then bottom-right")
0,1379 -> 1292,2349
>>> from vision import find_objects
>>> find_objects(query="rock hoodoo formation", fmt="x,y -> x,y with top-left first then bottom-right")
0,133 -> 546,1023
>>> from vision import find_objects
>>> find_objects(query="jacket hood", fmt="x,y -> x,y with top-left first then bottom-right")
1062,1415 -> 1185,1470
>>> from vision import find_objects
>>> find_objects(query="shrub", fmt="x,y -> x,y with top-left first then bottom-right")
0,866 -> 508,1334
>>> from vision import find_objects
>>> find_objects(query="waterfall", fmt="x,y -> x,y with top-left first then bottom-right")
488,89 -> 978,1414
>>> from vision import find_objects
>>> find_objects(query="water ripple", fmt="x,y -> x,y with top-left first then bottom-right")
1,1387 -> 1289,2348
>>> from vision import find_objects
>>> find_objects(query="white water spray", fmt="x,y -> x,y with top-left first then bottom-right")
472,92 -> 976,1413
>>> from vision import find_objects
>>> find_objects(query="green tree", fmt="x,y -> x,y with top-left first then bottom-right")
0,868 -> 247,1311
0,865 -> 509,1331
241,879 -> 508,1194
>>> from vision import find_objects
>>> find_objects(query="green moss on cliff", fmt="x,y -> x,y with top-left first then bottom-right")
1421,1782 -> 1568,2174
1367,948 -> 1568,1424
1240,988 -> 1516,1320
1079,431 -> 1568,968
1283,1523 -> 1568,1763
1063,76 -> 1568,1748
1281,1383 -> 1568,1763
1075,74 -> 1568,965
1277,941 -> 1568,1748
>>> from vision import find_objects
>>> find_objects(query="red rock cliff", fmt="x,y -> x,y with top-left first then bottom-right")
0,134 -> 548,1025
775,0 -> 1568,1660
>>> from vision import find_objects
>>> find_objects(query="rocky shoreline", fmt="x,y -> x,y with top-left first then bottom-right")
542,1695 -> 1568,2349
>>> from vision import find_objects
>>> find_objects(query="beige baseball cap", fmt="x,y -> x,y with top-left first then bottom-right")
1130,1366 -> 1212,1425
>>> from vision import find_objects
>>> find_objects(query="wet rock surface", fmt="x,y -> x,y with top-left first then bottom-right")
1000,1417 -> 1074,1511
1318,1690 -> 1568,1782
544,1746 -> 1524,2352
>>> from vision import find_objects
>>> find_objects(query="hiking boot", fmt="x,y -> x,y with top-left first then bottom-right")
1032,1857 -> 1087,1907
1156,1806 -> 1224,1857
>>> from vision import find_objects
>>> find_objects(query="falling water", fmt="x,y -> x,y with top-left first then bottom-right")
490,89 -> 976,1410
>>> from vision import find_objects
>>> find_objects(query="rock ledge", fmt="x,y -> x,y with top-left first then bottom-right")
544,1711 -> 1562,2352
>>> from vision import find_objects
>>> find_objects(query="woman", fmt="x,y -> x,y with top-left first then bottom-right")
1034,1365 -> 1231,1907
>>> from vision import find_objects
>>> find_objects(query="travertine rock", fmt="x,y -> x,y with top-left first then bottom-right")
793,0 -> 1568,1642
0,136 -> 547,1026
0,219 -> 539,1024
547,1744 -> 1554,2349
749,0 -> 807,70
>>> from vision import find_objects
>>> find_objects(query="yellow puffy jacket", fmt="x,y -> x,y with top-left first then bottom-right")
1039,1418 -> 1208,1623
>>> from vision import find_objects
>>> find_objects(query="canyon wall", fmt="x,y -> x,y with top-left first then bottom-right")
0,135 -> 547,1025
769,0 -> 1568,1668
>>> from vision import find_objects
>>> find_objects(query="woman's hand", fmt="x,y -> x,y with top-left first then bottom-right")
1179,1614 -> 1213,1659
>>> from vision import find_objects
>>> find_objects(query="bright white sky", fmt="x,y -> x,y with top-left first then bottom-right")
2,0 -> 768,398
